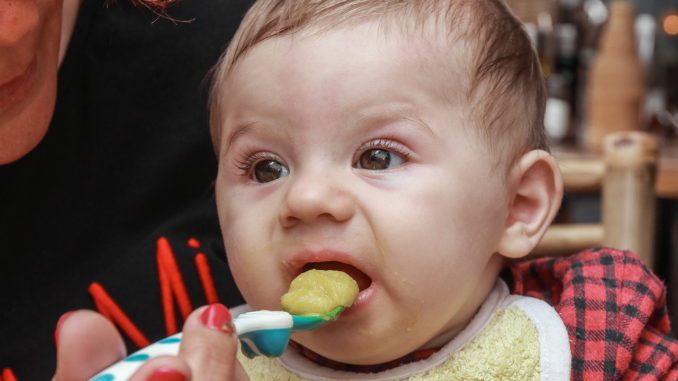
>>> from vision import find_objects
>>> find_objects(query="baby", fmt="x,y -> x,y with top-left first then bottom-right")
207,0 -> 678,379
55,0 -> 678,379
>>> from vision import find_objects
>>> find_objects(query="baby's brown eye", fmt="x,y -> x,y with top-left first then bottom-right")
358,149 -> 393,170
253,160 -> 289,183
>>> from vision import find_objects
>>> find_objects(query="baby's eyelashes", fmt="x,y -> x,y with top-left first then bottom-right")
232,137 -> 411,183
235,151 -> 289,183
353,138 -> 410,170
355,148 -> 405,170
252,160 -> 289,183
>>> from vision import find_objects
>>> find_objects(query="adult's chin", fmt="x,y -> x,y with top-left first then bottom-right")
0,87 -> 55,164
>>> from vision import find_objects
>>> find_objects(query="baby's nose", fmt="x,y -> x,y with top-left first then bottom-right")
0,0 -> 39,47
278,171 -> 355,227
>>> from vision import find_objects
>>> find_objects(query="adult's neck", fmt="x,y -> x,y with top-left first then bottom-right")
58,0 -> 83,66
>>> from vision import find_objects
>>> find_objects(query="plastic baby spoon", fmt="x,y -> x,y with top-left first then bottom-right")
88,306 -> 345,381
237,305 -> 344,358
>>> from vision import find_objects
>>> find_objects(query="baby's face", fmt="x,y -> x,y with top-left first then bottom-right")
215,21 -> 512,364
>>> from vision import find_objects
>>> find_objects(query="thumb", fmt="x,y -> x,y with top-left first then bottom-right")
179,304 -> 249,381
53,310 -> 126,381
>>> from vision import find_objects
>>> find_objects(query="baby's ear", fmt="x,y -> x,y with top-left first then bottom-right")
496,150 -> 563,259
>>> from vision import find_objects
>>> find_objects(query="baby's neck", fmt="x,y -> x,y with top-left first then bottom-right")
290,320 -> 473,373
420,273 -> 503,350
419,326 -> 463,350
289,340 -> 441,373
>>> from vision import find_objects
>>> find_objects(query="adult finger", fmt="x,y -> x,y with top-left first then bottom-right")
53,310 -> 126,381
178,304 -> 249,381
127,355 -> 191,381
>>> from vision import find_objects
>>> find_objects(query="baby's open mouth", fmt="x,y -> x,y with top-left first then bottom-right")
302,261 -> 372,291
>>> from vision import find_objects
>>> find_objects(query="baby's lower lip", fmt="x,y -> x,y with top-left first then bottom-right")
0,59 -> 36,111
343,283 -> 376,316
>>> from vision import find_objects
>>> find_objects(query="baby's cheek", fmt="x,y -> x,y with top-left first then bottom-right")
236,273 -> 280,310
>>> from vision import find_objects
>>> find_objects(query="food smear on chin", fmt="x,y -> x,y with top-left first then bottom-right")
281,269 -> 359,316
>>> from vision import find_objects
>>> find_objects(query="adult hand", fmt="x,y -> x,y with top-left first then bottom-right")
53,305 -> 249,381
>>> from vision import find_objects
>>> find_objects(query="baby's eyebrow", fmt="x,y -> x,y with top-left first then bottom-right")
222,121 -> 257,154
354,104 -> 435,138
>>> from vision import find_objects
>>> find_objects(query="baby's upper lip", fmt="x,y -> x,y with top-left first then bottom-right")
288,249 -> 359,273
287,249 -> 373,290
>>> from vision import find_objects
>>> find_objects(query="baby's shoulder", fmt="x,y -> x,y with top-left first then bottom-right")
507,247 -> 678,380
508,247 -> 665,304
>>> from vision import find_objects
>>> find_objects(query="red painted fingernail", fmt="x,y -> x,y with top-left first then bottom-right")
200,304 -> 232,333
147,367 -> 187,381
54,311 -> 76,345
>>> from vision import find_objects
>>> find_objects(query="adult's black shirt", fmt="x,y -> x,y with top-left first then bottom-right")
0,0 -> 251,378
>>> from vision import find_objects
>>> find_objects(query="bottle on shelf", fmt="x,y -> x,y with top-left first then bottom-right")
585,0 -> 645,152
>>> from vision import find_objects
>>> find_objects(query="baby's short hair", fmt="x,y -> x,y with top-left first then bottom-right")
210,0 -> 547,167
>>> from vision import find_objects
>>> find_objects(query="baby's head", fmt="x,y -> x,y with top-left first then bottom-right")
210,0 -> 562,365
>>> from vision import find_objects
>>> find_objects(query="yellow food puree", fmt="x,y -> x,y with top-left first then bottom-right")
281,269 -> 359,316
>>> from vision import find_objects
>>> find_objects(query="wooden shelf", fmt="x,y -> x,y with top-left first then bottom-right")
552,137 -> 678,199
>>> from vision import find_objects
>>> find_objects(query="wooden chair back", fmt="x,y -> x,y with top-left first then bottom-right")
532,131 -> 659,268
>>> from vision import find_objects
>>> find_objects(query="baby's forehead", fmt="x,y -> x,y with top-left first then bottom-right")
228,18 -> 474,94
222,22 -> 473,118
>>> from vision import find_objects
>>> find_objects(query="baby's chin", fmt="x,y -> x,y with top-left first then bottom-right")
292,325 -> 428,366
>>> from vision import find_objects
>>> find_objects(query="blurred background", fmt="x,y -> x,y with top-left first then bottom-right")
505,0 -> 678,329
508,0 -> 677,143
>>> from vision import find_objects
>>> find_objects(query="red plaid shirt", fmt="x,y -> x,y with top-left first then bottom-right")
508,247 -> 678,380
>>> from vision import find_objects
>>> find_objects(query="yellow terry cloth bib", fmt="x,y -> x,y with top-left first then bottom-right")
234,280 -> 571,381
